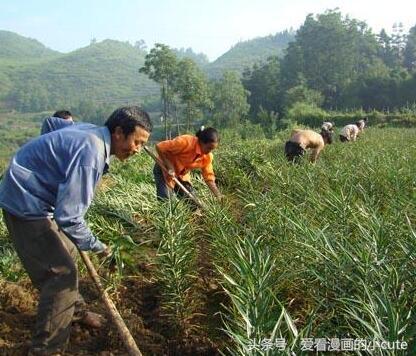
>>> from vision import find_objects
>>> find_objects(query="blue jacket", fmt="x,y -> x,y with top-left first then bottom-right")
41,116 -> 74,135
0,124 -> 110,251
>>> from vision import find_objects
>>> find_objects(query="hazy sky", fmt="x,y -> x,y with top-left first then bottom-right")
0,0 -> 414,61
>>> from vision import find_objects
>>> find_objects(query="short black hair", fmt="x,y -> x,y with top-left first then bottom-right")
53,110 -> 72,119
105,106 -> 153,136
195,127 -> 219,144
355,121 -> 363,128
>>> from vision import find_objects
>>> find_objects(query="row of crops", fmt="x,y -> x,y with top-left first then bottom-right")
1,127 -> 415,354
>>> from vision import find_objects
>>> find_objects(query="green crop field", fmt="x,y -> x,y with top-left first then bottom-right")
1,126 -> 414,354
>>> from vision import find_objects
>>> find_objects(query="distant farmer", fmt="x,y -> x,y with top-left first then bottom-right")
0,106 -> 152,355
40,110 -> 74,135
339,120 -> 366,142
154,126 -> 222,201
285,128 -> 333,163
321,121 -> 335,132
340,117 -> 368,142
356,117 -> 368,131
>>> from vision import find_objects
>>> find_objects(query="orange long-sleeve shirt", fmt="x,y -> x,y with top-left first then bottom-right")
156,135 -> 216,188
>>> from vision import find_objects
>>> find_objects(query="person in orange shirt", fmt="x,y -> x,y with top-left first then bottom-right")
153,127 -> 222,201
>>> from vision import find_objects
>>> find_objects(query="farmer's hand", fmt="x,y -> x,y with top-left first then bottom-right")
96,243 -> 112,259
168,168 -> 175,177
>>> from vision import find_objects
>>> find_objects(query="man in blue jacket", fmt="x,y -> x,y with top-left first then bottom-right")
0,106 -> 152,355
40,110 -> 74,135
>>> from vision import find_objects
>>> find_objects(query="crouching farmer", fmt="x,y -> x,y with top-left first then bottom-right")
339,123 -> 360,142
356,117 -> 368,131
153,127 -> 222,201
285,129 -> 333,163
0,106 -> 152,355
339,118 -> 368,143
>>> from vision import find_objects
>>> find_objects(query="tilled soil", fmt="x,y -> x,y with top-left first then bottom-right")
0,261 -> 224,356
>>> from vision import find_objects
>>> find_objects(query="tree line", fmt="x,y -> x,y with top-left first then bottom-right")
139,43 -> 250,137
5,9 -> 416,133
243,10 -> 416,125
139,10 -> 416,136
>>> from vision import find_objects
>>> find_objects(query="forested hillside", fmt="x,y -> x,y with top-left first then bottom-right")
242,11 -> 416,120
0,30 -> 60,61
1,37 -> 159,111
205,30 -> 294,78
1,10 -> 416,126
0,30 -> 294,113
0,31 -> 62,104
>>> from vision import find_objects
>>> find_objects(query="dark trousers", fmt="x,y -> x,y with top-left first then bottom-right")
153,163 -> 195,200
2,210 -> 80,354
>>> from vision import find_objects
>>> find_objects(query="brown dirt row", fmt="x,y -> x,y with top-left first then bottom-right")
0,255 -> 226,355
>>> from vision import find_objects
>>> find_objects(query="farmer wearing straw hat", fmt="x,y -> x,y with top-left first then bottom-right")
285,128 -> 333,163
0,106 -> 152,355
153,126 -> 223,201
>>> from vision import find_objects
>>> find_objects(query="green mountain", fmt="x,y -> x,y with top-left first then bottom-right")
0,31 -> 63,104
0,30 -> 60,61
206,30 -> 295,78
0,34 -> 159,111
0,30 -> 294,112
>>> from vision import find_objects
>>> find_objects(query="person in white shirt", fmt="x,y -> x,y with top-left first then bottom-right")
340,118 -> 368,142
339,123 -> 360,142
